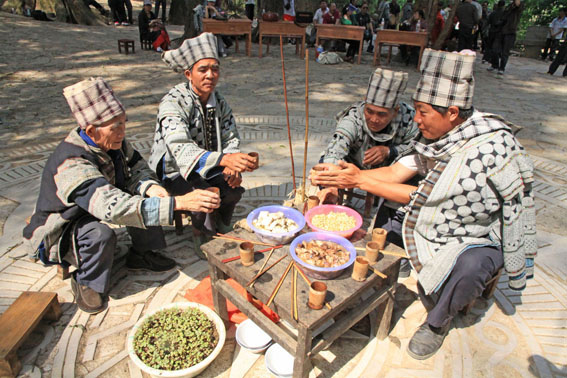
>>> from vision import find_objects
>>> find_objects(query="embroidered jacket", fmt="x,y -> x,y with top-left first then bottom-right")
148,82 -> 240,181
23,128 -> 174,263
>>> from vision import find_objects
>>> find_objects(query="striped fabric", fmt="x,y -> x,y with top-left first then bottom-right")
365,68 -> 408,108
63,77 -> 125,129
412,49 -> 475,109
162,33 -> 219,72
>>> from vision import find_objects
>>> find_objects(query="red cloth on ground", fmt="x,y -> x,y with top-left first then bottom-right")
153,29 -> 170,51
184,276 -> 280,324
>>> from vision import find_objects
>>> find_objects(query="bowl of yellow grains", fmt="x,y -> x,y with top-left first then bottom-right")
304,205 -> 363,239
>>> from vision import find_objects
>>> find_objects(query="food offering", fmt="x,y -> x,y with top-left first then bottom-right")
295,240 -> 350,268
252,210 -> 299,233
305,205 -> 363,239
311,211 -> 356,232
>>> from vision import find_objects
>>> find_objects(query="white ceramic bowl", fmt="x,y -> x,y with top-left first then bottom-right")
127,302 -> 226,378
235,319 -> 272,353
265,343 -> 294,378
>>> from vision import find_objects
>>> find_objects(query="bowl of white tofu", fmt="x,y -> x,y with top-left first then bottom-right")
246,205 -> 306,245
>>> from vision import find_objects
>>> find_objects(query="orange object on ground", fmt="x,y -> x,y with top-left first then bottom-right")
184,276 -> 280,324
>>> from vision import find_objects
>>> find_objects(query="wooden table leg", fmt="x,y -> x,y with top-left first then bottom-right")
417,45 -> 425,71
376,43 -> 382,66
247,32 -> 251,56
259,32 -> 263,58
376,288 -> 396,340
301,35 -> 306,59
208,264 -> 229,327
293,326 -> 312,378
357,37 -> 363,64
387,45 -> 392,64
235,37 -> 239,54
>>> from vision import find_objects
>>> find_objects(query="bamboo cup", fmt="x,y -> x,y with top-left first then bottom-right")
365,241 -> 380,263
351,256 -> 369,282
239,242 -> 255,266
308,281 -> 327,310
248,152 -> 259,169
372,228 -> 388,250
307,195 -> 320,210
206,187 -> 220,195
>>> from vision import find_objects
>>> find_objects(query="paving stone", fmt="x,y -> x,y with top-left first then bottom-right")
127,359 -> 143,378
29,266 -> 57,291
52,311 -> 82,378
0,272 -> 38,284
11,259 -> 51,272
64,311 -> 90,378
0,280 -> 30,291
84,350 -> 128,378
532,327 -> 567,338
2,265 -> 44,278
508,293 -> 559,304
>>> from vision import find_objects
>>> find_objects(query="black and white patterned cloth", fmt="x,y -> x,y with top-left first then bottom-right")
63,77 -> 125,129
412,49 -> 475,109
162,32 -> 219,72
365,68 -> 408,109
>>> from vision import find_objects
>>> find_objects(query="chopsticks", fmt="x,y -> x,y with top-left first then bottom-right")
221,245 -> 282,263
354,247 -> 407,258
214,233 -> 276,247
245,253 -> 286,287
266,260 -> 294,306
249,247 -> 275,288
292,267 -> 298,321
369,266 -> 387,279
294,263 -> 332,310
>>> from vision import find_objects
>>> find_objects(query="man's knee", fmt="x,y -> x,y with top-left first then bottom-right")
452,248 -> 500,286
222,185 -> 244,204
81,221 -> 117,250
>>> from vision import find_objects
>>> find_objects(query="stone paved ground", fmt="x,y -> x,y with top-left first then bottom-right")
1,11 -> 566,378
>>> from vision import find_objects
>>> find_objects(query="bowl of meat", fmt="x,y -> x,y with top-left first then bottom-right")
289,232 -> 357,280
305,205 -> 363,239
247,205 -> 306,245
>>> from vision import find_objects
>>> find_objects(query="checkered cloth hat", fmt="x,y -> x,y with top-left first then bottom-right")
412,49 -> 475,109
162,33 -> 219,72
365,68 -> 408,108
63,77 -> 125,129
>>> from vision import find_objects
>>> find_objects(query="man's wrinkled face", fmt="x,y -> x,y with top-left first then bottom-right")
184,58 -> 220,100
413,101 -> 455,140
364,103 -> 397,133
86,113 -> 127,152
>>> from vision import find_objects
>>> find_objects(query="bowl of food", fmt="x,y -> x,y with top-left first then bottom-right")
304,205 -> 363,239
247,205 -> 305,245
290,232 -> 356,280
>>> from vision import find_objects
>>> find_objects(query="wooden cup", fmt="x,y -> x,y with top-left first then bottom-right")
372,228 -> 388,250
239,242 -> 254,266
206,187 -> 220,195
351,256 -> 369,282
365,241 -> 380,263
310,166 -> 325,186
248,152 -> 259,169
308,281 -> 327,310
307,195 -> 320,211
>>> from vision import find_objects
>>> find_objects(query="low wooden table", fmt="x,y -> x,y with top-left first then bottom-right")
258,21 -> 306,59
315,24 -> 365,64
373,30 -> 428,70
203,19 -> 252,56
117,39 -> 135,55
202,229 -> 402,378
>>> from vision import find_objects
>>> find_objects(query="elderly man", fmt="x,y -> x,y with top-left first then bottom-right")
149,33 -> 257,252
311,49 -> 536,360
23,77 -> 220,314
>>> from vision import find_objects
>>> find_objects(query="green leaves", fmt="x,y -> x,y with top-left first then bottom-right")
133,308 -> 218,371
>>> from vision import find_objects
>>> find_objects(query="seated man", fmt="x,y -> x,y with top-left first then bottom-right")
149,33 -> 257,250
311,49 -> 536,360
23,77 -> 220,314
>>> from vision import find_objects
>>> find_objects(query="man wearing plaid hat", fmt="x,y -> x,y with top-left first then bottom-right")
23,77 -> 221,314
149,33 -> 257,253
311,49 -> 536,359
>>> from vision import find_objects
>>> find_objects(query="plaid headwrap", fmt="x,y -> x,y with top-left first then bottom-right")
412,49 -> 475,109
365,68 -> 408,109
63,77 -> 125,129
162,33 -> 219,72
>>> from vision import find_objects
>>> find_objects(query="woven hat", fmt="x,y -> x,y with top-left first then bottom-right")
412,48 -> 475,109
162,33 -> 219,72
365,68 -> 408,108
63,77 -> 125,129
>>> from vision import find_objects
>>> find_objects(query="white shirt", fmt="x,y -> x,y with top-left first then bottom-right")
398,154 -> 436,176
548,16 -> 567,39
313,7 -> 329,24
283,0 -> 295,17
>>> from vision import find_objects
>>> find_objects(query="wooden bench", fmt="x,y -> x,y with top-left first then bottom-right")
118,39 -> 135,55
258,21 -> 306,59
140,39 -> 153,51
315,24 -> 365,64
339,188 -> 375,217
373,30 -> 428,70
202,19 -> 252,56
0,292 -> 61,377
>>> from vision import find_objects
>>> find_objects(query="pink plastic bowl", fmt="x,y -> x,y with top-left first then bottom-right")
304,205 -> 363,239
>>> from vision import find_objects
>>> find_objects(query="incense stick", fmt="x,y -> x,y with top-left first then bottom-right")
370,266 -> 387,279
245,253 -> 286,287
266,259 -> 294,306
213,235 -> 274,247
293,267 -> 298,321
280,34 -> 296,190
354,247 -> 407,258
301,48 -> 310,200
294,263 -> 332,310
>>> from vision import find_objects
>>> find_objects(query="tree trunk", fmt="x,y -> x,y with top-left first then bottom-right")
169,0 -> 185,24
179,0 -> 202,41
432,0 -> 458,50
64,0 -> 105,25
1,0 -> 103,24
426,0 -> 437,35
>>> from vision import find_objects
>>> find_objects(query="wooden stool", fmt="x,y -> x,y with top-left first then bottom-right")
118,39 -> 135,54
461,268 -> 503,315
26,216 -> 70,280
0,292 -> 61,377
141,39 -> 153,51
339,188 -> 375,218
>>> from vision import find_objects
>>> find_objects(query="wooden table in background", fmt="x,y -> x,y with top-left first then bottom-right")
315,24 -> 365,64
201,229 -> 402,378
258,21 -> 306,59
373,30 -> 428,70
202,19 -> 252,57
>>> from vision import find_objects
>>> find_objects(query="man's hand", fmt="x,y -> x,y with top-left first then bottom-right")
311,161 -> 361,189
146,184 -> 169,198
317,188 -> 339,204
363,146 -> 390,166
223,167 -> 242,189
174,189 -> 220,213
220,153 -> 257,173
